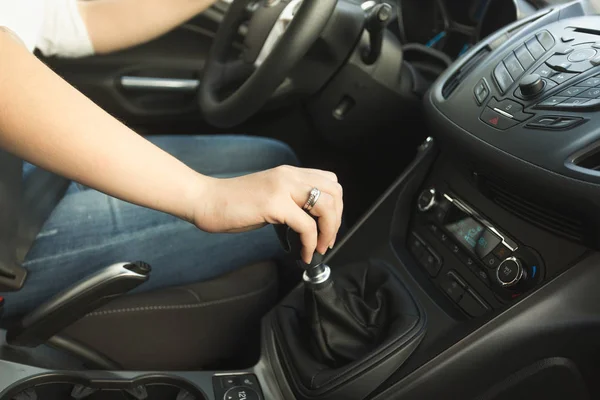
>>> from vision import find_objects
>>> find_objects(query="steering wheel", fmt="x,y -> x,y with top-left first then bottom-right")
199,0 -> 337,128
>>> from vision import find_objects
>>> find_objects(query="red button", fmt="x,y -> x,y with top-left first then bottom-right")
480,107 -> 519,130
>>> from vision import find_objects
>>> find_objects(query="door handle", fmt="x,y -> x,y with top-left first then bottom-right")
120,76 -> 200,92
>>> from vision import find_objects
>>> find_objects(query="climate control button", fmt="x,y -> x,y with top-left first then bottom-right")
496,257 -> 524,288
417,188 -> 437,212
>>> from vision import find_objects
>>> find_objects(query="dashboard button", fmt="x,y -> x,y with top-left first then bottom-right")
577,87 -> 600,98
558,86 -> 585,97
488,98 -> 532,122
224,387 -> 260,400
536,31 -> 555,50
533,64 -> 555,78
591,55 -> 600,66
560,97 -> 589,106
221,377 -> 240,389
576,77 -> 600,86
504,53 -> 525,80
514,45 -> 535,70
527,116 -> 559,127
488,98 -> 522,114
561,35 -> 575,43
531,116 -> 582,130
417,188 -> 437,212
458,290 -> 491,318
409,233 -> 426,259
447,271 -> 468,288
480,107 -> 518,130
567,61 -> 593,73
536,96 -> 568,107
551,72 -> 577,84
441,279 -> 464,303
492,244 -> 512,260
482,253 -> 502,269
460,252 -> 491,286
568,48 -> 596,62
526,116 -> 583,130
474,78 -> 490,105
546,55 -> 571,72
493,63 -> 514,93
550,117 -> 584,129
420,248 -> 442,277
554,47 -> 574,55
526,37 -> 546,59
238,375 -> 259,389
554,98 -> 600,110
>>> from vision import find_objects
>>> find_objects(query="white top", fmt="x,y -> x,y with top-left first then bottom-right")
0,0 -> 94,57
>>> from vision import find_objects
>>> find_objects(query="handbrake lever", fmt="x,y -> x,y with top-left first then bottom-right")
6,262 -> 150,347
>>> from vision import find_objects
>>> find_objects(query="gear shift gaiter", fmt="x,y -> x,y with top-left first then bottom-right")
273,225 -> 426,399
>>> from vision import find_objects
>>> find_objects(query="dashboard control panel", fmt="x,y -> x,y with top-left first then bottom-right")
480,28 -> 600,131
427,11 -> 600,187
408,186 -> 545,318
213,374 -> 264,400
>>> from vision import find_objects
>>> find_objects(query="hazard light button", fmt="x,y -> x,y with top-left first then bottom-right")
480,107 -> 519,130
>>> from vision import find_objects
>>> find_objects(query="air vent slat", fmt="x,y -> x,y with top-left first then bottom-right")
478,176 -> 585,243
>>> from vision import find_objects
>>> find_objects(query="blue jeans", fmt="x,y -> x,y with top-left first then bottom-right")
3,135 -> 298,318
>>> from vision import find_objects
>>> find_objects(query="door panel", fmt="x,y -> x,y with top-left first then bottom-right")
39,3 -> 231,134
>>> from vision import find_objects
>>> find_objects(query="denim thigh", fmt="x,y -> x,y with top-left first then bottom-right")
3,135 -> 298,317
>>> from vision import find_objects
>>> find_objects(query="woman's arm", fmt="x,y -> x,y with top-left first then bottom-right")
77,0 -> 218,54
0,30 -> 343,262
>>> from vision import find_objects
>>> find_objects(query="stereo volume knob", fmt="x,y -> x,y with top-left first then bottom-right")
519,74 -> 545,97
417,188 -> 437,212
496,257 -> 525,288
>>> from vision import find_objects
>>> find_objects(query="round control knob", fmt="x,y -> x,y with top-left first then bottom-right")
224,386 -> 260,400
496,257 -> 525,288
519,74 -> 545,97
417,188 -> 437,212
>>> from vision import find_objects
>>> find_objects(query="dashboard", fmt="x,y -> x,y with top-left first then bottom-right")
396,0 -> 572,59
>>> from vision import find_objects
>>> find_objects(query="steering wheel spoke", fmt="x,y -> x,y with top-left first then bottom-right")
199,0 -> 337,128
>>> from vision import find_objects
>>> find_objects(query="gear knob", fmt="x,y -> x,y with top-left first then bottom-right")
273,224 -> 332,286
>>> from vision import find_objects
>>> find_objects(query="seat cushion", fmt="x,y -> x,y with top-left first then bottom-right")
62,261 -> 278,370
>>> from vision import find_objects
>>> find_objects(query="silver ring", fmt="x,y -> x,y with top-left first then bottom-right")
303,187 -> 321,212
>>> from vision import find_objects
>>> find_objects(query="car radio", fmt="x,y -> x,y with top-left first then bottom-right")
408,186 -> 545,317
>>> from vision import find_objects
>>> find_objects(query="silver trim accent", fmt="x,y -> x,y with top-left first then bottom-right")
254,0 -> 302,67
303,264 -> 331,285
496,256 -> 523,287
120,76 -> 200,92
417,188 -> 437,212
493,107 -> 514,119
443,192 -> 518,251
418,137 -> 434,152
361,1 -> 377,10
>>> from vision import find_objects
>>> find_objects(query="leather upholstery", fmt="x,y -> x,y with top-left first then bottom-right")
63,261 -> 278,370
274,259 -> 425,399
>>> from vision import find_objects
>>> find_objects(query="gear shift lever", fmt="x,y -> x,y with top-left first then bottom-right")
273,224 -> 331,286
303,253 -> 331,287
275,224 -> 403,367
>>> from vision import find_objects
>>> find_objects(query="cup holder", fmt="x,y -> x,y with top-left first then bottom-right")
1,374 -> 206,400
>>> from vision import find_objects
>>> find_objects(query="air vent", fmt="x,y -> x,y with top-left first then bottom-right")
478,176 -> 586,243
442,47 -> 490,98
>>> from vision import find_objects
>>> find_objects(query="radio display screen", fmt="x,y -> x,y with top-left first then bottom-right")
444,209 -> 501,259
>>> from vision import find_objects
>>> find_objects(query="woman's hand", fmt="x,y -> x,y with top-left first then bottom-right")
192,165 -> 343,263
